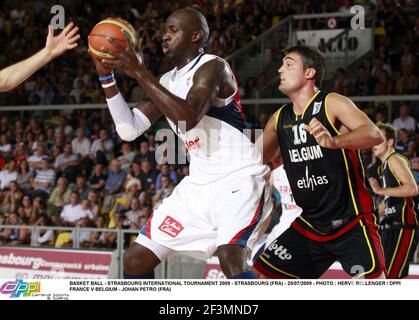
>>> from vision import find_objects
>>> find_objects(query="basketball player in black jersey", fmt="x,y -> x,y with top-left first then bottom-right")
369,123 -> 418,278
254,45 -> 387,279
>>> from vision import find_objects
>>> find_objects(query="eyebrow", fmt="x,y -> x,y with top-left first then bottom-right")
283,56 -> 295,63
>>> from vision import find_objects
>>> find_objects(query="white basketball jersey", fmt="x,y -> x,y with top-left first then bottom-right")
159,53 -> 267,184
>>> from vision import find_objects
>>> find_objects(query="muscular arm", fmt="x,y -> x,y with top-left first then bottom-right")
132,58 -> 228,131
256,110 -> 282,165
370,155 -> 418,198
327,93 -> 384,149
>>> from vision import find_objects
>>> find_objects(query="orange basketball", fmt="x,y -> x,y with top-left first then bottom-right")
88,18 -> 138,60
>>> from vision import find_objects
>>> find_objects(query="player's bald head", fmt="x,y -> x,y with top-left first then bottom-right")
170,7 -> 209,46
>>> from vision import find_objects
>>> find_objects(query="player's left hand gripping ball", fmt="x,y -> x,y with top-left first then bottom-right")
101,31 -> 144,79
305,118 -> 338,149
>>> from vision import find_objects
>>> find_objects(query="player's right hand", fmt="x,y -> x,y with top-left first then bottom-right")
87,49 -> 113,76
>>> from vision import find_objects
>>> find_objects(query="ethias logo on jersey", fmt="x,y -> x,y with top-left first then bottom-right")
297,166 -> 329,191
0,280 -> 41,298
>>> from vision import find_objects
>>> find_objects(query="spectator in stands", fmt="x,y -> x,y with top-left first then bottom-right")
152,175 -> 174,209
0,180 -> 22,214
124,198 -> 142,228
0,159 -> 17,190
129,161 -> 142,181
139,159 -> 157,191
155,164 -> 178,190
34,214 -> 55,246
18,195 -> 34,225
133,140 -> 155,165
395,128 -> 416,159
73,175 -> 90,200
370,56 -> 392,80
89,215 -> 107,248
88,163 -> 107,192
13,141 -> 27,164
90,128 -> 114,164
117,142 -> 136,172
392,103 -> 417,135
2,212 -> 30,245
60,191 -> 91,227
55,115 -> 73,137
400,44 -> 417,70
374,69 -> 394,95
396,65 -> 418,95
27,143 -> 46,170
102,160 -> 127,214
87,191 -> 101,217
0,212 -> 7,244
355,65 -> 374,96
47,177 -> 71,217
54,142 -> 80,183
71,127 -> 91,161
0,133 -> 12,156
29,157 -> 56,199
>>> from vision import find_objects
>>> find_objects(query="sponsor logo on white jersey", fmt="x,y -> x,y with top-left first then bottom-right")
158,216 -> 184,238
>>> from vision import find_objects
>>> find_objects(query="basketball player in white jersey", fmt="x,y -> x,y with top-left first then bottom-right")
89,8 -> 272,279
252,159 -> 302,260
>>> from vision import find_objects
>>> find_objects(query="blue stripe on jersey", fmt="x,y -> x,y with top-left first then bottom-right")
206,100 -> 246,132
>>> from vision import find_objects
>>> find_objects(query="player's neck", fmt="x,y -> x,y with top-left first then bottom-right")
289,86 -> 318,115
380,147 -> 395,162
176,50 -> 203,70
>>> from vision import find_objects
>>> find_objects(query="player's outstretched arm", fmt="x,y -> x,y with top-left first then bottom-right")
0,23 -> 80,93
369,155 -> 418,197
101,33 -> 226,131
256,110 -> 282,165
88,51 -> 162,142
305,93 -> 383,150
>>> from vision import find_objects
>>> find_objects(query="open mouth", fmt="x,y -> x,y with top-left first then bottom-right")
162,43 -> 169,54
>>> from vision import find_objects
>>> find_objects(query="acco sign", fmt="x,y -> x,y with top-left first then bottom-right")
296,29 -> 372,60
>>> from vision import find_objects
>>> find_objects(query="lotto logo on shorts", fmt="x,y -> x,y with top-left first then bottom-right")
267,240 -> 292,260
158,216 -> 184,238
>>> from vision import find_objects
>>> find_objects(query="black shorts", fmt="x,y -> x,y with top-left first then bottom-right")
381,227 -> 418,279
254,217 -> 386,279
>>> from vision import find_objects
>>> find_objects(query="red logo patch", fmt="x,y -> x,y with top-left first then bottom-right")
158,216 -> 184,238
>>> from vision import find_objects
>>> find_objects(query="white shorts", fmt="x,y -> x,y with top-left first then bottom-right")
136,169 -> 272,260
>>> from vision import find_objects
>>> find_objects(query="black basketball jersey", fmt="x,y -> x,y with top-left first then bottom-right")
378,151 -> 419,227
275,90 -> 375,235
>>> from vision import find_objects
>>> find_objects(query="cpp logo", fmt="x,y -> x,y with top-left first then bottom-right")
267,240 -> 292,260
0,280 -> 41,298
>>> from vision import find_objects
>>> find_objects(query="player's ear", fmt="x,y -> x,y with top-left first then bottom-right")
305,67 -> 316,81
191,30 -> 203,44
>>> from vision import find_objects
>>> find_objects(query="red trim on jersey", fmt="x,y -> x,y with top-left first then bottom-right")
232,74 -> 245,117
388,229 -> 413,279
348,150 -> 373,214
405,197 -> 416,226
229,193 -> 263,245
291,214 -> 364,242
363,214 -> 387,278
146,212 -> 154,239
